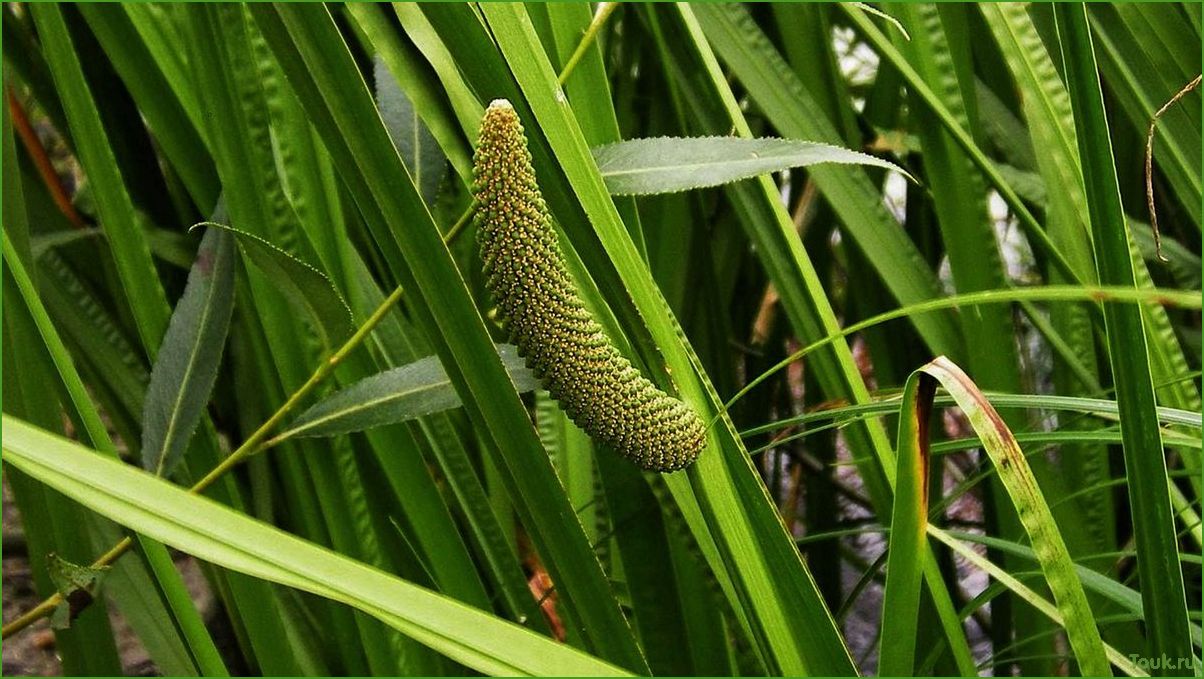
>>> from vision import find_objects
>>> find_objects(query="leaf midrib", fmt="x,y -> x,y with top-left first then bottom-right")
283,372 -> 455,439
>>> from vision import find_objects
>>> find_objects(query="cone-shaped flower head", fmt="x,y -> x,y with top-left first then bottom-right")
473,99 -> 705,472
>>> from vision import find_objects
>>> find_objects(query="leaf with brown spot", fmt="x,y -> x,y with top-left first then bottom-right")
47,554 -> 109,630
914,356 -> 1111,677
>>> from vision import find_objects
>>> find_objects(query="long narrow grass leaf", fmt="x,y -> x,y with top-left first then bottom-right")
878,370 -> 934,675
2,416 -> 632,678
1052,6 -> 1194,667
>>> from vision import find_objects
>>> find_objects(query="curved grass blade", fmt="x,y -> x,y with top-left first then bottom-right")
745,391 -> 1202,440
726,284 -> 1201,417
1,416 -> 632,678
917,356 -> 1111,676
276,344 -> 536,442
878,370 -> 935,676
195,221 -> 355,348
141,225 -> 236,477
881,10 -> 1043,663
593,136 -> 910,196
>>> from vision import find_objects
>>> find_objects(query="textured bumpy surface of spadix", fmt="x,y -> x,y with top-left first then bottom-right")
473,100 -> 704,472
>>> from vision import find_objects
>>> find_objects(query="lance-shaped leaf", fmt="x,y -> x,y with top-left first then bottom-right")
374,54 -> 446,206
195,221 -> 354,348
592,136 -> 910,196
141,224 -> 236,476
275,344 -> 536,442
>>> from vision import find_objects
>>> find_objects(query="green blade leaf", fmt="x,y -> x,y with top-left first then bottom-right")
28,3 -> 174,356
277,344 -> 537,441
1052,5 -> 1194,669
593,136 -> 910,196
196,220 -> 355,348
77,3 -> 219,209
878,370 -> 934,676
2,415 -> 632,678
141,224 -> 237,477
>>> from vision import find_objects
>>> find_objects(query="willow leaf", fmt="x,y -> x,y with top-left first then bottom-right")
196,221 -> 355,348
278,345 -> 536,441
593,136 -> 909,196
374,54 -> 446,206
141,225 -> 236,477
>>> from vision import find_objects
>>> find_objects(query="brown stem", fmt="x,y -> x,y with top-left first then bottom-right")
6,88 -> 86,229
1145,74 -> 1200,262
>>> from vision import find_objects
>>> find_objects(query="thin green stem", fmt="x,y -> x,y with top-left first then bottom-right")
443,200 -> 478,246
557,2 -> 620,87
257,285 -> 407,452
713,285 -> 1201,427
